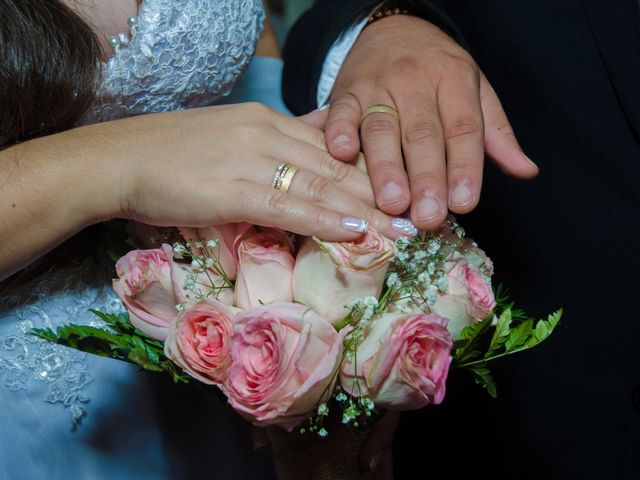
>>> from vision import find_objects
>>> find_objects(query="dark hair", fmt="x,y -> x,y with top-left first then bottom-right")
0,0 -> 102,147
0,1 -> 118,305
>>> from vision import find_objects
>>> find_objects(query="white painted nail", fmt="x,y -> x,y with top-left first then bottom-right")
341,217 -> 367,233
391,217 -> 418,236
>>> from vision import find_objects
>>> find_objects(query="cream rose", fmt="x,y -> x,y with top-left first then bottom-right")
292,229 -> 397,324
234,228 -> 295,309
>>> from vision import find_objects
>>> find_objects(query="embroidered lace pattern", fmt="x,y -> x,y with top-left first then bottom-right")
0,288 -> 125,429
82,0 -> 265,123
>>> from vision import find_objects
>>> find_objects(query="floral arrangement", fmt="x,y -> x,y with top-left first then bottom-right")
33,217 -> 561,435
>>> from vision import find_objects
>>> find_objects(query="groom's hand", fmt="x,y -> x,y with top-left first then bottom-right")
325,15 -> 539,230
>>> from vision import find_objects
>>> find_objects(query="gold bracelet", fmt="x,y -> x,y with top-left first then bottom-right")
366,3 -> 411,26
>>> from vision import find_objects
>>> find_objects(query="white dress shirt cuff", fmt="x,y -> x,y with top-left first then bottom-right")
316,5 -> 383,108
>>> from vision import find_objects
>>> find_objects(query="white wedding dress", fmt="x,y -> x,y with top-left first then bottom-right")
0,1 -> 285,478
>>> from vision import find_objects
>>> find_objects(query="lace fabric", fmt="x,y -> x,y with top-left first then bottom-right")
1,0 -> 266,426
82,0 -> 265,123
0,288 -> 124,430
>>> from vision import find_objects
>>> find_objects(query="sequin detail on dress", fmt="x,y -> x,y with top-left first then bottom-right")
0,289 -> 125,430
82,0 -> 265,123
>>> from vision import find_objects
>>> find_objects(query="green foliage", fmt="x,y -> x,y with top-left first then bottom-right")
30,311 -> 192,384
453,285 -> 563,398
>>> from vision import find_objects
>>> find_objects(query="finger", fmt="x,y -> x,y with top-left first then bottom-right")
223,180 -> 368,242
268,136 -> 376,207
480,73 -> 539,179
297,106 -> 330,130
360,91 -> 411,215
395,87 -> 447,230
437,64 -> 485,214
359,411 -> 400,475
287,169 -> 419,239
324,92 -> 362,161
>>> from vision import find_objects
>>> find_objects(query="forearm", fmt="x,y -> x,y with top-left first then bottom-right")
0,127 -> 120,280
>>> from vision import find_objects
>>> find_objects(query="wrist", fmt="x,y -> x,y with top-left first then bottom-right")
53,124 -> 129,225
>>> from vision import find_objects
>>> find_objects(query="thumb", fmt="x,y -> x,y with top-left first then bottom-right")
480,73 -> 539,179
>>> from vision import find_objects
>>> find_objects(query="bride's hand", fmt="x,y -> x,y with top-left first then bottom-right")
85,103 -> 415,241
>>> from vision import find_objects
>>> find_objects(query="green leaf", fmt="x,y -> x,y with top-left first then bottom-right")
470,364 -> 497,398
29,311 -> 191,385
504,319 -> 534,353
454,316 -> 493,366
526,308 -> 563,348
485,308 -> 512,358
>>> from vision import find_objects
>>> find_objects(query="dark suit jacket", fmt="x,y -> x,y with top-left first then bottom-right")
283,2 -> 640,478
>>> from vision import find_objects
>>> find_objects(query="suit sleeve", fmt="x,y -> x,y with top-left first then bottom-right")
282,0 -> 467,115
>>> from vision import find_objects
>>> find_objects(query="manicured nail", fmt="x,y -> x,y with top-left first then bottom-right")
380,181 -> 405,206
332,134 -> 351,148
342,217 -> 367,233
449,183 -> 474,208
369,451 -> 384,472
391,217 -> 418,237
417,195 -> 442,222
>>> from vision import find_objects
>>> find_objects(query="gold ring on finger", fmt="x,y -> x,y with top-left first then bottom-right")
361,104 -> 400,125
271,162 -> 299,194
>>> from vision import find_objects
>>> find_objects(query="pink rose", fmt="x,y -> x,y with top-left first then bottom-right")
179,223 -> 254,280
223,302 -> 348,430
164,300 -> 239,385
432,260 -> 496,339
112,245 -> 179,340
340,312 -> 453,410
234,228 -> 295,309
292,229 -> 397,324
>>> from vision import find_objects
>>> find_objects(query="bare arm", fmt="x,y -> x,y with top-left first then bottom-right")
0,104 -> 416,282
0,125 -> 120,280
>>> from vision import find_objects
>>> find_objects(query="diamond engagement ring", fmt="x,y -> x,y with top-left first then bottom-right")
271,163 -> 299,193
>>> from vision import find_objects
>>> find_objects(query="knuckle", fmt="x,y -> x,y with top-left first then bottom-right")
264,191 -> 288,214
307,176 -> 333,204
361,117 -> 398,137
410,170 -> 442,188
325,158 -> 351,183
330,98 -> 359,118
445,117 -> 482,141
447,157 -> 477,172
404,121 -> 441,145
441,55 -> 477,78
309,206 -> 328,230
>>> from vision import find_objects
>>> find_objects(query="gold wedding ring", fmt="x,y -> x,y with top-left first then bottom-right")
271,163 -> 299,193
361,104 -> 400,124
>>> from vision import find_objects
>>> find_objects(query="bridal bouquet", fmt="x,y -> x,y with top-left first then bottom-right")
33,217 -> 561,434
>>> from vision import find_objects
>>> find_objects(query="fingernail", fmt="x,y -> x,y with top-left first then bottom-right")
369,451 -> 384,472
391,217 -> 418,237
332,134 -> 351,148
342,217 -> 367,233
522,153 -> 537,166
417,195 -> 442,222
317,103 -> 330,111
380,182 -> 405,206
449,183 -> 474,207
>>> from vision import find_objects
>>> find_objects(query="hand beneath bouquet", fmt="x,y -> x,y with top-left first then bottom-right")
101,103 -> 412,241
324,15 -> 539,230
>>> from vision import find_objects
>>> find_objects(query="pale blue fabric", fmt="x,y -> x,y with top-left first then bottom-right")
0,50 -> 286,480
